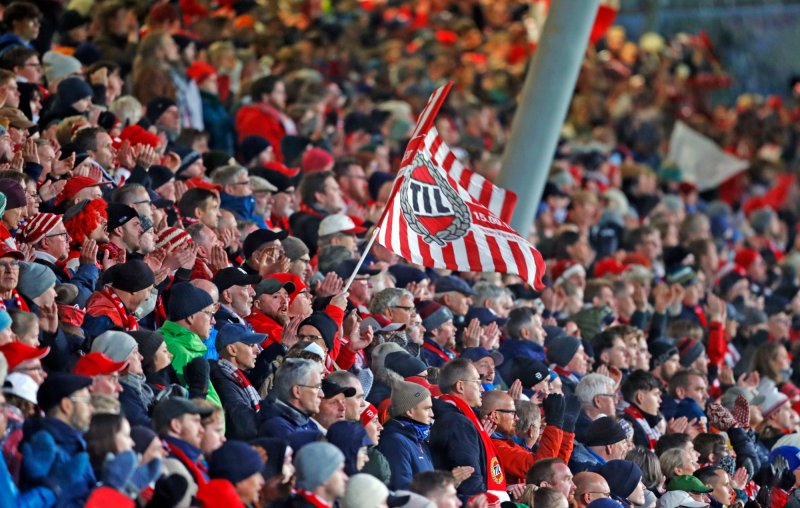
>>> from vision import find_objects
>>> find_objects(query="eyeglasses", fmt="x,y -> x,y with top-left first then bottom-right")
391,305 -> 416,312
587,491 -> 611,497
45,231 -> 70,239
0,261 -> 20,269
200,310 -> 215,318
494,409 -> 517,415
460,379 -> 483,385
297,383 -> 322,391
298,334 -> 323,342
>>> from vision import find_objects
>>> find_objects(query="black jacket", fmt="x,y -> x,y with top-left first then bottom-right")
429,398 -> 487,500
209,360 -> 260,441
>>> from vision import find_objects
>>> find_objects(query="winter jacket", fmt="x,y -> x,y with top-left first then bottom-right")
568,442 -> 605,473
209,360 -> 260,441
491,425 -> 565,485
377,418 -> 434,490
429,398 -> 487,499
234,103 -> 289,161
119,374 -> 154,427
246,311 -> 284,349
0,449 -> 56,508
158,320 -> 221,408
257,399 -> 322,443
420,339 -> 455,368
220,192 -> 267,229
83,290 -> 136,338
289,208 -> 326,256
199,91 -> 234,153
34,255 -> 98,307
21,417 -> 97,508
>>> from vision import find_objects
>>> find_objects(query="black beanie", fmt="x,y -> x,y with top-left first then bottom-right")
298,312 -> 338,350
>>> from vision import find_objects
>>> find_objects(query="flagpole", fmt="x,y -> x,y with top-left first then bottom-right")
342,226 -> 381,292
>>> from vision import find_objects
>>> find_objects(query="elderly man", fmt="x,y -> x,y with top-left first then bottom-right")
574,373 -> 617,442
240,228 -> 289,276
417,301 -> 456,368
570,416 -> 631,473
257,358 -> 324,442
211,267 -> 260,329
213,165 -> 267,229
25,212 -> 99,304
573,471 -> 612,508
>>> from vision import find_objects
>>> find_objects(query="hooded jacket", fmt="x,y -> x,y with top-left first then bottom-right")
158,320 -> 221,408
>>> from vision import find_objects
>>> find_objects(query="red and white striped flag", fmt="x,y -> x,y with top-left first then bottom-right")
376,86 -> 546,289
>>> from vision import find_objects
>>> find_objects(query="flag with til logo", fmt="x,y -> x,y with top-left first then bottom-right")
376,83 -> 546,289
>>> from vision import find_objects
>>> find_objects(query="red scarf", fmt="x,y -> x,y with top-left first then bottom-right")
439,394 -> 506,491
165,441 -> 208,486
422,341 -> 452,363
294,490 -> 332,508
101,287 -> 139,331
6,289 -> 29,311
623,405 -> 660,450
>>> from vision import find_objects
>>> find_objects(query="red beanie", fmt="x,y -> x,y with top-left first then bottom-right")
120,125 -> 160,149
301,147 -> 334,173
734,248 -> 761,270
22,213 -> 62,245
186,61 -> 217,85
593,257 -> 626,278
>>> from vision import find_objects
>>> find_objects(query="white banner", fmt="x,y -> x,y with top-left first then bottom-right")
668,121 -> 749,191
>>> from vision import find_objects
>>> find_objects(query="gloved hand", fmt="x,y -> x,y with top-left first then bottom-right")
542,393 -> 565,429
184,357 -> 210,399
772,454 -> 796,492
733,394 -> 751,429
21,431 -> 56,481
707,402 -> 736,431
50,451 -> 91,493
147,474 -> 190,508
102,450 -> 163,498
562,395 -> 581,433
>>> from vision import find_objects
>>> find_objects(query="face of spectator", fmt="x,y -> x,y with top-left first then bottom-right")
636,232 -> 662,261
174,413 -> 204,449
708,470 -> 732,505
0,256 -> 20,292
602,338 -> 630,370
289,288 -> 312,319
491,396 -> 518,436
236,471 -> 266,506
431,483 -> 461,508
0,79 -> 19,108
226,284 -> 255,318
226,171 -> 252,197
315,177 -> 345,214
92,132 -> 115,169
13,16 -> 40,41
356,446 -> 369,470
473,356 -> 496,384
458,364 -> 484,408
636,386 -> 662,415
153,341 -> 173,372
341,381 -> 364,422
566,345 -> 590,375
364,414 -> 382,445
340,164 -> 369,204
256,288 -> 289,323
199,415 -> 225,455
545,463 -> 576,502
4,206 -> 24,229
66,387 -> 93,432
197,198 -> 221,229
0,131 -> 15,163
322,464 -> 348,501
294,367 -> 323,414
317,393 -> 346,429
330,233 -> 358,256
229,341 -> 258,370
384,295 -> 415,326
430,320 -> 456,349
442,291 -> 471,316
272,189 -> 296,218
15,359 -> 46,384
14,320 -> 39,346
39,220 -> 70,260
769,314 -> 791,342
406,395 -> 434,425
187,305 -> 215,339
770,403 -> 797,430
113,417 -> 135,452
689,352 -> 710,376
679,374 -> 709,406
91,372 -> 122,397
268,81 -> 287,110
628,481 -> 646,506
254,190 -> 272,215
17,55 -> 42,83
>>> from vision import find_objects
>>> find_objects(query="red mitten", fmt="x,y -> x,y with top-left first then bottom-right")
732,394 -> 751,429
707,402 -> 736,431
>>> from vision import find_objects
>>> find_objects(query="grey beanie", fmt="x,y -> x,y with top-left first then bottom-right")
343,474 -> 389,508
43,51 -> 82,84
357,368 -> 374,399
17,263 -> 56,300
371,342 -> 406,372
545,335 -> 581,367
91,330 -> 138,362
390,379 -> 431,419
750,208 -> 775,235
294,442 -> 345,490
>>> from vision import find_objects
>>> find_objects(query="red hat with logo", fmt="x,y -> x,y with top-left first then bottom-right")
73,352 -> 128,376
360,403 -> 379,426
0,243 -> 24,260
0,342 -> 50,370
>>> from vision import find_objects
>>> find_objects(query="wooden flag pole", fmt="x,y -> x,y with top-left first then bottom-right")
342,226 -> 381,292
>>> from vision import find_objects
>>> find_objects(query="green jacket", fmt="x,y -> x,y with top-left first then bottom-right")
159,320 -> 221,408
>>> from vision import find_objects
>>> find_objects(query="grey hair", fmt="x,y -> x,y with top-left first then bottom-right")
211,165 -> 248,185
575,373 -> 616,409
515,399 -> 539,434
110,183 -> 147,206
438,358 -> 474,395
472,281 -> 512,306
326,370 -> 360,390
273,358 -> 318,403
369,288 -> 414,315
659,448 -> 687,480
109,95 -> 143,127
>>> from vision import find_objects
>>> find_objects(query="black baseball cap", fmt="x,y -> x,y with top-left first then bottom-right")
332,259 -> 380,280
153,397 -> 214,429
37,372 -> 92,413
243,229 -> 289,258
212,267 -> 261,293
322,379 -> 356,399
254,277 -> 295,297
107,204 -> 139,231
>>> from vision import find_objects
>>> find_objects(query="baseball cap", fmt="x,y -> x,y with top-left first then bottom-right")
37,372 -> 92,413
332,259 -> 380,280
152,397 -> 214,427
55,176 -> 110,205
106,204 -> 139,231
0,243 -> 24,260
215,323 -> 267,350
655,491 -> 708,508
434,275 -> 476,296
72,352 -> 129,376
318,214 -> 367,237
212,267 -> 261,293
243,229 -> 289,258
461,347 -> 504,367
322,378 -> 356,399
666,475 -> 713,494
254,277 -> 295,297
0,342 -> 50,371
4,372 -> 38,404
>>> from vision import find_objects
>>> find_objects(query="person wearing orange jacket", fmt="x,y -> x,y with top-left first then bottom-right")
483,389 -> 577,485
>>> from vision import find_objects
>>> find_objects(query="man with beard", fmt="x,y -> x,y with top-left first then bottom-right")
418,301 -> 456,368
212,267 -> 260,329
335,158 -> 370,218
25,212 -> 99,305
153,397 -> 214,491
187,223 -> 230,279
71,127 -> 116,177
246,276 -> 295,346
83,259 -> 154,336
290,171 -> 346,255
22,372 -> 96,506
106,204 -> 145,257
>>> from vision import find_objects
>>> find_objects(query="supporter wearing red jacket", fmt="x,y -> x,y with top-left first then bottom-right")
234,76 -> 296,163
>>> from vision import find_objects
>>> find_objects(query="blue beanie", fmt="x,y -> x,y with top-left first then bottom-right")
57,77 -> 93,107
586,500 -> 625,508
770,446 -> 800,472
167,282 -> 214,321
240,135 -> 271,164
599,460 -> 642,499
0,309 -> 11,332
208,441 -> 264,484
326,421 -> 373,475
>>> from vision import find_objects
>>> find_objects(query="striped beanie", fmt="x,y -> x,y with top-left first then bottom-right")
156,227 -> 192,251
22,213 -> 62,245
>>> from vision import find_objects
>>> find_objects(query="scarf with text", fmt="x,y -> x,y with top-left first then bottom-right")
440,394 -> 506,491
101,287 -> 139,331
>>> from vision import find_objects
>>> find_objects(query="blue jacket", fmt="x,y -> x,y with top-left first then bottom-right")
220,192 -> 267,229
257,399 -> 322,444
0,449 -> 56,508
377,418 -> 434,490
420,339 -> 455,368
199,91 -> 234,153
497,339 -> 546,382
568,442 -> 604,473
21,418 -> 96,508
429,398 -> 486,500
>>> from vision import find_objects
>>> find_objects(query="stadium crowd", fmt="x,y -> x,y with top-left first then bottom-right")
0,0 -> 798,507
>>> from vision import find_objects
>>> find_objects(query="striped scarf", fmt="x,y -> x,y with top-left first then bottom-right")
217,359 -> 261,411
624,405 -> 661,450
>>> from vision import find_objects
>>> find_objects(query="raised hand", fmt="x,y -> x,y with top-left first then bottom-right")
209,244 -> 230,271
22,138 -> 39,164
462,318 -> 482,348
38,179 -> 66,202
507,379 -> 523,400
79,239 -> 98,266
281,316 -> 302,348
480,321 -> 501,349
315,272 -> 344,297
451,466 -> 474,487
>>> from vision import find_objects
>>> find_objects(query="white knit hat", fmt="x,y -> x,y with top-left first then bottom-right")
343,474 -> 389,508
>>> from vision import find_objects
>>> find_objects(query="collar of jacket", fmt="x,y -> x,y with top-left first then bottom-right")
274,398 -> 313,423
160,320 -> 206,353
